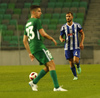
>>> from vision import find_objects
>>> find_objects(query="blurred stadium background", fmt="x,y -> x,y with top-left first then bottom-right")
0,0 -> 100,65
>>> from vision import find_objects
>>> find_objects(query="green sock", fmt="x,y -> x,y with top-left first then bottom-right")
33,69 -> 47,84
50,70 -> 59,88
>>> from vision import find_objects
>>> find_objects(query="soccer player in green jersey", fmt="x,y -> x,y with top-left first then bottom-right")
23,5 -> 67,91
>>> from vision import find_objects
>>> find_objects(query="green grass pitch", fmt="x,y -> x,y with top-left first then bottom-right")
0,64 -> 100,98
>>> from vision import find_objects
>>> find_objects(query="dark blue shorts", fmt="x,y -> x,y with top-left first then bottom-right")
65,49 -> 80,60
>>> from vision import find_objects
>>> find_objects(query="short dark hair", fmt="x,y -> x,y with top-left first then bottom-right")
67,12 -> 73,16
30,5 -> 40,12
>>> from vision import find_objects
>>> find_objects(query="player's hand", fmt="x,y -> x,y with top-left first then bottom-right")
29,53 -> 34,61
60,38 -> 65,42
80,43 -> 84,50
52,39 -> 57,46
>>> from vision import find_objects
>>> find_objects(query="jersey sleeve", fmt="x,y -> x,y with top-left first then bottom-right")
60,26 -> 65,36
36,19 -> 43,30
77,23 -> 82,32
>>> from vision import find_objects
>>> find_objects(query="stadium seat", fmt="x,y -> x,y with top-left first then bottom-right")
13,9 -> 21,14
12,36 -> 18,41
60,13 -> 66,19
22,8 -> 29,14
24,3 -> 31,8
42,25 -> 48,30
63,2 -> 71,8
53,8 -> 62,13
0,3 -> 7,9
57,24 -> 64,30
45,8 -> 54,14
58,19 -> 66,24
78,7 -> 86,14
42,19 -> 50,25
48,2 -> 55,8
6,30 -> 14,36
17,0 -> 26,3
71,2 -> 80,7
40,2 -> 48,8
40,14 -> 43,19
3,14 -> 11,20
15,3 -> 24,9
2,19 -> 9,25
70,7 -> 78,13
0,25 -> 7,30
0,15 -> 4,20
33,0 -> 41,3
62,8 -> 70,13
52,13 -> 60,19
9,41 -> 18,47
48,24 -> 56,30
9,19 -> 17,26
0,9 -> 6,14
44,14 -> 52,19
3,36 -> 12,41
6,9 -> 13,14
76,13 -> 84,21
1,30 -> 6,36
13,30 -> 22,36
65,0 -> 72,2
32,3 -> 40,5
50,19 -> 58,25
73,0 -> 80,2
41,8 -> 46,14
80,2 -> 88,9
46,30 -> 55,35
73,13 -> 76,18
18,19 -> 27,25
49,0 -> 56,2
25,0 -> 33,3
9,0 -> 17,3
18,25 -> 24,31
12,14 -> 20,20
2,0 -> 10,3
55,2 -> 63,8
57,0 -> 65,2
7,25 -> 16,30
8,3 -> 15,9
74,18 -> 83,26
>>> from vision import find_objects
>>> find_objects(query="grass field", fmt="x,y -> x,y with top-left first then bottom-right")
0,64 -> 100,98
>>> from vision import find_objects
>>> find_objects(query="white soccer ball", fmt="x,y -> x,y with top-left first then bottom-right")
29,72 -> 38,80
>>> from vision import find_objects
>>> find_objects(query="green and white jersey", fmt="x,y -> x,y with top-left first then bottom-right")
24,18 -> 46,54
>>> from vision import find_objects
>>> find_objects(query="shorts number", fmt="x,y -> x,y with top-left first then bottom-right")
26,26 -> 35,41
75,51 -> 78,56
46,50 -> 52,59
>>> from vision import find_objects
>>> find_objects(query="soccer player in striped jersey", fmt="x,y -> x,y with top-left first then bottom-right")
23,5 -> 67,91
59,12 -> 85,80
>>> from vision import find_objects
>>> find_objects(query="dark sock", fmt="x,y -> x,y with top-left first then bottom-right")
33,69 -> 47,84
71,66 -> 77,77
76,60 -> 80,68
50,70 -> 59,88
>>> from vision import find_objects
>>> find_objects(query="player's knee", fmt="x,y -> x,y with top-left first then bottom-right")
46,60 -> 55,70
74,59 -> 79,64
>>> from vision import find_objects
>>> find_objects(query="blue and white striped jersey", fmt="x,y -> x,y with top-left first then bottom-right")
60,22 -> 82,50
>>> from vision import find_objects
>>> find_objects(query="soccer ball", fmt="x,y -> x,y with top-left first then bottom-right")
29,72 -> 38,80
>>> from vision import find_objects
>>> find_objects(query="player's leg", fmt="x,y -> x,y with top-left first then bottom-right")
68,58 -> 78,80
65,50 -> 77,80
46,60 -> 67,91
33,66 -> 49,84
73,49 -> 81,74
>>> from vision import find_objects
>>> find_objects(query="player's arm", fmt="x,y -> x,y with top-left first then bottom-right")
79,29 -> 85,50
59,35 -> 65,42
39,28 -> 57,46
23,35 -> 34,61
